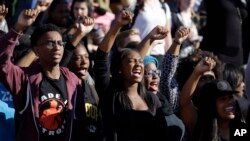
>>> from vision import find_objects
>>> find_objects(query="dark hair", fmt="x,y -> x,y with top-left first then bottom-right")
177,49 -> 222,90
13,34 -> 32,64
30,24 -> 61,47
70,0 -> 94,18
192,100 -> 243,141
48,0 -> 68,13
111,48 -> 156,113
192,80 -> 244,141
222,63 -> 244,90
125,41 -> 139,49
47,0 -> 73,28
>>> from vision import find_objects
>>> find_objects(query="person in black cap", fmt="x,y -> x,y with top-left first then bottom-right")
179,51 -> 249,140
191,79 -> 250,141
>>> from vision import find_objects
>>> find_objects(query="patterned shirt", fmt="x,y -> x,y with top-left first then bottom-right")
160,53 -> 180,113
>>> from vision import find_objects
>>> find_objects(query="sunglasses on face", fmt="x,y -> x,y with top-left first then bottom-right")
144,69 -> 161,77
38,40 -> 66,49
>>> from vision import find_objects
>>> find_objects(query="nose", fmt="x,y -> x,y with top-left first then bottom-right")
55,42 -> 61,48
77,9 -> 82,15
135,59 -> 143,65
152,73 -> 159,79
80,58 -> 87,65
135,60 -> 140,65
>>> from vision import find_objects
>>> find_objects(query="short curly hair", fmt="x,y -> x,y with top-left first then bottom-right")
30,24 -> 61,47
177,49 -> 223,89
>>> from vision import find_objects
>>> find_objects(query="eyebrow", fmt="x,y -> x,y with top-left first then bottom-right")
127,57 -> 142,59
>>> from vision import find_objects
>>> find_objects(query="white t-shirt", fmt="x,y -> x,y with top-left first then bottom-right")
0,19 -> 8,33
133,0 -> 171,55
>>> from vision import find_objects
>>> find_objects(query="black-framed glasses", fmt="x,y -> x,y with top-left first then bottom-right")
144,69 -> 161,77
38,40 -> 66,49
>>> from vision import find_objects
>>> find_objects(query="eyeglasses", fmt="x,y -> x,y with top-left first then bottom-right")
144,69 -> 161,77
38,40 -> 66,49
200,75 -> 215,81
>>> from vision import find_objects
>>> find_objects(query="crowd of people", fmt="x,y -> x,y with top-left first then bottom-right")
0,0 -> 250,141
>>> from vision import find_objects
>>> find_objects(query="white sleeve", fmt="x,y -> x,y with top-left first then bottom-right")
165,3 -> 172,28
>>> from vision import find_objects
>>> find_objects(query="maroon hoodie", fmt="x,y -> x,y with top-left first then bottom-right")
0,29 -> 85,141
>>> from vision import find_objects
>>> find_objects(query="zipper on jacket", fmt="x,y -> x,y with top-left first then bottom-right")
19,83 -> 30,114
29,82 -> 40,141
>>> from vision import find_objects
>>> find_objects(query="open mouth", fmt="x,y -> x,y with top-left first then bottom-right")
52,54 -> 61,59
149,82 -> 159,91
132,69 -> 142,77
225,106 -> 235,113
78,68 -> 88,76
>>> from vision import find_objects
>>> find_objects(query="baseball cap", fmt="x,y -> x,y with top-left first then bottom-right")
200,79 -> 238,98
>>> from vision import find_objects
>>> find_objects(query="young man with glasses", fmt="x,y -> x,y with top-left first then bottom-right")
0,8 -> 86,141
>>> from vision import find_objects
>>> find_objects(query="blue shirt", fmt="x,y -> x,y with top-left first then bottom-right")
0,82 -> 15,141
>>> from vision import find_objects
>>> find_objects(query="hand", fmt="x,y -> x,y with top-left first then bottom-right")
116,10 -> 133,27
149,25 -> 168,41
36,0 -> 53,12
75,16 -> 95,35
174,27 -> 191,44
194,57 -> 216,75
0,4 -> 8,22
15,9 -> 40,32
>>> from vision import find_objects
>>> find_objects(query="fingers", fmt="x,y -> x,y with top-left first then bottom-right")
176,27 -> 190,37
204,57 -> 216,70
115,10 -> 134,26
153,25 -> 168,40
24,9 -> 40,18
156,26 -> 168,33
156,25 -> 168,38
82,16 -> 94,26
174,27 -> 191,44
150,25 -> 168,40
74,16 -> 95,34
122,10 -> 133,21
76,16 -> 94,26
